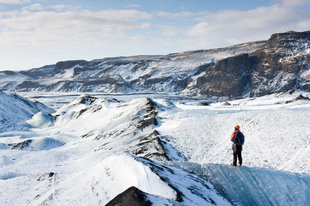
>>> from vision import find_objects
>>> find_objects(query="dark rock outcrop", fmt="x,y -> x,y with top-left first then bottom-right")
8,139 -> 32,149
196,53 -> 256,97
136,98 -> 158,130
193,30 -> 310,98
106,186 -> 152,206
54,60 -> 87,73
130,130 -> 169,161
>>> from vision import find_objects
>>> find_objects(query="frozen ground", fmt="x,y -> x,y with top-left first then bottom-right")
1,91 -> 310,205
157,91 -> 310,174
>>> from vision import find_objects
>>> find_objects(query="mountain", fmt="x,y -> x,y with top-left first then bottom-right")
0,41 -> 264,95
188,31 -> 310,98
2,31 -> 310,99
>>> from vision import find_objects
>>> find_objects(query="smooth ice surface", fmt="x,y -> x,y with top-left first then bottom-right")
178,162 -> 310,206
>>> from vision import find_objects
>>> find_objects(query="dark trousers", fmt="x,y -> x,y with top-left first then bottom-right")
233,147 -> 242,165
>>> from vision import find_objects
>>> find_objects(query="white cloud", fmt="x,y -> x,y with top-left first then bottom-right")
280,0 -> 310,7
156,11 -> 193,19
0,9 -> 152,46
184,3 -> 310,50
126,4 -> 141,9
49,4 -> 73,11
22,3 -> 43,11
157,25 -> 183,36
1,0 -> 310,70
0,0 -> 27,4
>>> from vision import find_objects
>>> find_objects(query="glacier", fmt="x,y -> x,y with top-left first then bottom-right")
0,91 -> 310,205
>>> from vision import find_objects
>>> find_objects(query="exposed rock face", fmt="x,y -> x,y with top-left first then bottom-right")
195,53 -> 256,97
250,31 -> 310,96
129,98 -> 168,161
106,186 -> 151,206
191,31 -> 310,98
136,98 -> 158,130
130,130 -> 169,161
8,139 -> 33,149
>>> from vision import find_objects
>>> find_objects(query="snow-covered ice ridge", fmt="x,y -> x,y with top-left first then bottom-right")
0,91 -> 54,132
1,91 -> 310,205
0,92 -> 229,205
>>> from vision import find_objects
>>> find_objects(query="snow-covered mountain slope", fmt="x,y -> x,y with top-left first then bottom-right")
0,95 -> 230,205
0,91 -> 54,132
2,31 -> 310,99
0,41 -> 264,96
1,31 -> 310,100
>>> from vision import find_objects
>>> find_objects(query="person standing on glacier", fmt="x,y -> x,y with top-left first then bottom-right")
230,125 -> 245,166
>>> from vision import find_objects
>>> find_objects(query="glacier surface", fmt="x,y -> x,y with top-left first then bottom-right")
0,91 -> 310,205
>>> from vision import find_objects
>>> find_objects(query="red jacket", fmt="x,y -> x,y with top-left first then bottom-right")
230,129 -> 239,142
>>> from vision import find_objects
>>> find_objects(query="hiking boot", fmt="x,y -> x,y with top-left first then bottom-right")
238,163 -> 242,166
231,163 -> 236,167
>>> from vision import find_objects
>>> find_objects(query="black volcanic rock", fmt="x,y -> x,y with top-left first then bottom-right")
105,186 -> 152,206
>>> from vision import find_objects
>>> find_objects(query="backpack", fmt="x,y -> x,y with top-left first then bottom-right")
235,132 -> 244,146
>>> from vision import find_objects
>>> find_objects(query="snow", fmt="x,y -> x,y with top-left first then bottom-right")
158,93 -> 310,173
139,157 -> 230,206
29,138 -> 65,151
228,90 -> 310,106
26,112 -> 55,128
1,91 -> 310,205
44,154 -> 177,205
0,92 -> 54,132
301,69 -> 310,79
0,94 -> 231,205
87,155 -> 176,200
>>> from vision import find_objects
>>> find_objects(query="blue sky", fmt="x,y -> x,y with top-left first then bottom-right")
0,0 -> 309,70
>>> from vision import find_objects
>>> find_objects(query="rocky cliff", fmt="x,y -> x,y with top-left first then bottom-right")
188,31 -> 310,98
